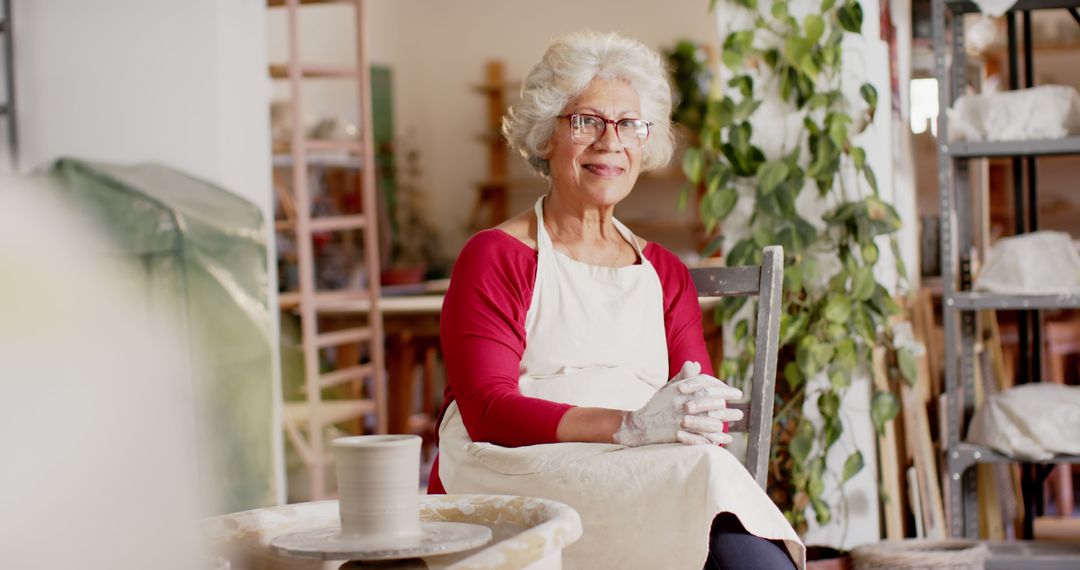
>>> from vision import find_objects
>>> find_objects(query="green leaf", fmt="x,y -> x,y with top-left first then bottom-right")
682,147 -> 704,184
752,220 -> 774,247
811,497 -> 832,525
851,266 -> 876,301
791,420 -> 815,464
898,347 -> 918,386
836,338 -> 857,370
701,233 -> 725,258
827,113 -> 851,148
735,319 -> 749,342
821,0 -> 838,11
757,160 -> 790,195
725,239 -> 756,267
701,187 -> 739,222
783,37 -> 812,70
864,164 -> 880,194
797,336 -> 822,377
809,457 -> 826,494
851,147 -> 866,171
780,312 -> 808,345
861,240 -> 879,264
808,93 -> 830,109
805,15 -> 825,45
722,50 -> 743,71
705,161 -> 731,195
843,450 -> 865,483
719,357 -> 738,380
829,369 -> 850,389
784,361 -> 805,391
870,390 -> 900,435
854,304 -> 876,342
838,1 -> 864,33
818,390 -> 841,417
860,82 -> 878,116
677,183 -> 690,212
720,295 -> 749,321
771,0 -> 789,20
733,98 -> 762,121
729,75 -> 754,99
823,294 -> 852,323
824,416 -> 843,448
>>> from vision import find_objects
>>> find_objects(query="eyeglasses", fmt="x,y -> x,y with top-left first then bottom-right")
556,113 -> 652,148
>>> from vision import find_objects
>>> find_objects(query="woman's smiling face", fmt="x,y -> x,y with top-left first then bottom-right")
545,77 -> 644,208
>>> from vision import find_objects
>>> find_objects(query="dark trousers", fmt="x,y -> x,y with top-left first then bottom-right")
704,512 -> 796,570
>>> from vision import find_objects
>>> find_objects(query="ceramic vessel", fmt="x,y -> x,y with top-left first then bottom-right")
333,434 -> 422,539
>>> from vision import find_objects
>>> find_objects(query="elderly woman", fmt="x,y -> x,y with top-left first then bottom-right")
429,31 -> 804,569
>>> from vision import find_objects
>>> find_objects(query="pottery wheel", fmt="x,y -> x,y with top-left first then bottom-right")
270,522 -> 492,561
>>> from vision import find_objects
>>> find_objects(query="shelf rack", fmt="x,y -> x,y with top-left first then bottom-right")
1,0 -> 16,167
269,0 -> 386,501
933,0 -> 1080,540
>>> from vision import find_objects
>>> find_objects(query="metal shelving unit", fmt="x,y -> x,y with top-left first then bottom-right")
1,0 -> 16,167
933,0 -> 1080,542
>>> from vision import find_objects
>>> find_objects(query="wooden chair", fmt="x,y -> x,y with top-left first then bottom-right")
690,245 -> 784,490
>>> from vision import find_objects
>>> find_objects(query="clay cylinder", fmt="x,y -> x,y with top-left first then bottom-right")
333,434 -> 422,538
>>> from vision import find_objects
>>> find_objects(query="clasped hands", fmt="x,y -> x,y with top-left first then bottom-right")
614,361 -> 743,447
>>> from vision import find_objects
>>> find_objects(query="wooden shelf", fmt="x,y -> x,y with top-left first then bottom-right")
272,153 -> 364,169
267,0 -> 352,7
283,399 -> 376,429
278,289 -> 371,310
268,63 -> 359,80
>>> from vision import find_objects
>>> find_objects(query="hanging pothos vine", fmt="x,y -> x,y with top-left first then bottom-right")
677,0 -> 915,534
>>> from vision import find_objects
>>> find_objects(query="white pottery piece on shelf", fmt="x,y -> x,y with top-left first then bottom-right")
269,435 -> 491,561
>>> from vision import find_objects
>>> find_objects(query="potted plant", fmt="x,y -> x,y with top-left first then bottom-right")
672,0 -> 918,554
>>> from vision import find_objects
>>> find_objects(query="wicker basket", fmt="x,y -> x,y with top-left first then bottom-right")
851,539 -> 988,570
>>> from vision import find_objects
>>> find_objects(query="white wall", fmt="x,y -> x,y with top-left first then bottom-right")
13,0 -> 283,504
267,0 -> 721,256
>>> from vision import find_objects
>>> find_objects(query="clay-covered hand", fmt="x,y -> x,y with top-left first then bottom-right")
613,361 -> 743,447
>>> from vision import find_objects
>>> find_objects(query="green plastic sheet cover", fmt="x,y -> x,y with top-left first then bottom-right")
45,158 -> 276,513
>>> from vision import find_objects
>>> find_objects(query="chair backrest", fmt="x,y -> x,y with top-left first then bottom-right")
689,245 -> 783,490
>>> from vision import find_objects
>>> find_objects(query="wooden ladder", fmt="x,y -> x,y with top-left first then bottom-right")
269,0 -> 386,500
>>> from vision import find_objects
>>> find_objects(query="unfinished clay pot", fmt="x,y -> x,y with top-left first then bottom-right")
333,434 -> 423,539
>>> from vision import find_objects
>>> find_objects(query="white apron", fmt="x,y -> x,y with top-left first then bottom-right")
439,196 -> 805,569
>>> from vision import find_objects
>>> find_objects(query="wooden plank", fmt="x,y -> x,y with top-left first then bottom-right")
315,326 -> 372,349
873,347 -> 905,539
901,375 -> 947,539
908,466 -> 925,537
318,364 -> 375,390
974,344 -> 1005,539
912,290 -> 942,398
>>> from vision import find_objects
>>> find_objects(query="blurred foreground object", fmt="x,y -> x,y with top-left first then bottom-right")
0,179 -> 207,569
43,158 -> 278,512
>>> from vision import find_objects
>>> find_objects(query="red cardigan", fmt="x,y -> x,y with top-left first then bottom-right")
427,229 -> 712,493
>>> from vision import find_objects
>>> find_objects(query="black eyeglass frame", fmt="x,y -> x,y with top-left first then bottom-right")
555,113 -> 653,147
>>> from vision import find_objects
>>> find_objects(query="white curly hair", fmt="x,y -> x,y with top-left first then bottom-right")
502,30 -> 675,179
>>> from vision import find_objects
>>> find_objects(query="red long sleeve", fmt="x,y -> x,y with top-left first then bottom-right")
438,230 -> 573,447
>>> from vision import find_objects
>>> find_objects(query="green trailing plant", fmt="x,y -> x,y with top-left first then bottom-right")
679,0 -> 913,534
